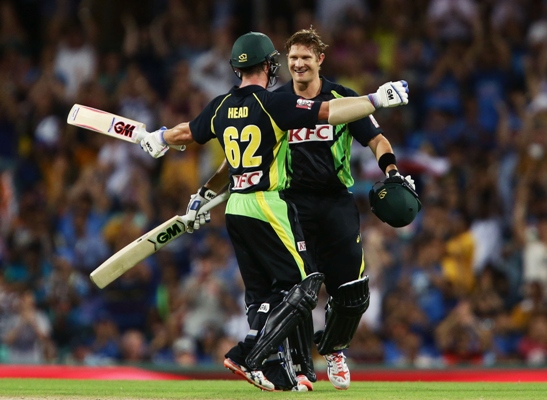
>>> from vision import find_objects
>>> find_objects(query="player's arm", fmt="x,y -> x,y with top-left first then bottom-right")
185,160 -> 230,232
140,122 -> 197,158
141,99 -> 218,158
368,134 -> 398,175
203,159 -> 230,193
163,122 -> 195,145
368,134 -> 416,190
321,81 -> 409,125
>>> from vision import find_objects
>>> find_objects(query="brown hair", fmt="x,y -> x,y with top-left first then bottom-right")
284,26 -> 329,58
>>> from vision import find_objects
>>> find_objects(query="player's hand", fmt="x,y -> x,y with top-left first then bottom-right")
185,187 -> 217,233
140,127 -> 169,158
385,169 -> 415,191
368,81 -> 409,109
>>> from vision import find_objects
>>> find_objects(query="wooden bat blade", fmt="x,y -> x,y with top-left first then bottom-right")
89,191 -> 230,289
67,104 -> 147,144
90,215 -> 188,288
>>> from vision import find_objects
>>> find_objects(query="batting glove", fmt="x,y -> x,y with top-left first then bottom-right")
368,81 -> 409,109
140,127 -> 169,158
386,170 -> 416,191
185,186 -> 217,233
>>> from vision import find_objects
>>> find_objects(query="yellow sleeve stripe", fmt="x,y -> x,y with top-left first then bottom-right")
211,94 -> 232,135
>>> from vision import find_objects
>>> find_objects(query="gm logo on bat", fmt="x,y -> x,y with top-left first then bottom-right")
110,120 -> 136,137
148,221 -> 185,250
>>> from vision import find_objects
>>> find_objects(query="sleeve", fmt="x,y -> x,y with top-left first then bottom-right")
188,100 -> 218,145
344,87 -> 383,147
265,92 -> 322,131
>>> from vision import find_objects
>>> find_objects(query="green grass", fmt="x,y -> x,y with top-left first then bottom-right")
0,380 -> 546,400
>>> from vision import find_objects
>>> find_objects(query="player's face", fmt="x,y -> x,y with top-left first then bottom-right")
287,44 -> 324,85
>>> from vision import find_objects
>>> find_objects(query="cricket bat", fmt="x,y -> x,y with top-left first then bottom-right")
90,191 -> 230,289
67,104 -> 184,150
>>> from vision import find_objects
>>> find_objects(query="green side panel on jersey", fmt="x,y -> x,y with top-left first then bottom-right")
331,90 -> 355,188
226,192 -> 268,221
252,93 -> 289,191
226,192 -> 306,279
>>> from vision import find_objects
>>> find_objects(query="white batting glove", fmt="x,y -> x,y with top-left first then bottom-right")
386,170 -> 416,191
185,187 -> 217,233
140,127 -> 169,158
368,81 -> 409,109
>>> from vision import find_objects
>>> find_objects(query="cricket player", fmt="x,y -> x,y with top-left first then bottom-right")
276,27 -> 417,390
140,31 -> 409,391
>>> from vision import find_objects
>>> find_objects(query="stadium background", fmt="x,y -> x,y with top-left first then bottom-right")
1,0 -> 547,375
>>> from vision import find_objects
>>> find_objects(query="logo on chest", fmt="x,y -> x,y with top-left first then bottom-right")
288,124 -> 333,143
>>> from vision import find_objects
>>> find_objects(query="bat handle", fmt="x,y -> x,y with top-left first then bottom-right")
201,191 -> 230,212
169,144 -> 186,152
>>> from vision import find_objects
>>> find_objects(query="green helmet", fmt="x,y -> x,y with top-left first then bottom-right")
231,32 -> 277,67
230,32 -> 280,86
369,177 -> 422,228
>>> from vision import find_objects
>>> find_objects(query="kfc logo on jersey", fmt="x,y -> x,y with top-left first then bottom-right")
296,98 -> 314,110
289,124 -> 333,143
232,171 -> 263,190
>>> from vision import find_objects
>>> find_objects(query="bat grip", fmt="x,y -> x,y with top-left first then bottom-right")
200,191 -> 230,213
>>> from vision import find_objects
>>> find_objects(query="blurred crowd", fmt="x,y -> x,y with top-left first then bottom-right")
2,0 -> 547,370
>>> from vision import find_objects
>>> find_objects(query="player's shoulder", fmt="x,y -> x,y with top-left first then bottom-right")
273,80 -> 294,93
209,91 -> 233,108
321,77 -> 358,98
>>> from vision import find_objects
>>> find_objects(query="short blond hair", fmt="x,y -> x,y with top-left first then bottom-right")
285,26 -> 329,58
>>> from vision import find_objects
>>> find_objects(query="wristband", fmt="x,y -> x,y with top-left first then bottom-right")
159,126 -> 168,145
368,94 -> 379,109
378,153 -> 397,175
199,186 -> 217,200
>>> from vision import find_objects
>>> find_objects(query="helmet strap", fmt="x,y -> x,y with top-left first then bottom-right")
266,51 -> 280,87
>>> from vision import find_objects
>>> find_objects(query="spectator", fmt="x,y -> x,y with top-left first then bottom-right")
517,314 -> 547,365
190,26 -> 239,101
426,0 -> 479,43
43,253 -> 91,351
510,281 -> 547,332
149,322 -> 176,365
2,290 -> 54,363
89,312 -> 121,364
119,329 -> 148,364
402,237 -> 448,325
173,335 -> 197,367
176,249 -> 238,341
53,21 -> 97,101
435,300 -> 492,365
441,211 -> 476,296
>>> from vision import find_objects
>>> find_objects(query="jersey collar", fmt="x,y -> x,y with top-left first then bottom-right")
230,85 -> 265,97
278,76 -> 336,97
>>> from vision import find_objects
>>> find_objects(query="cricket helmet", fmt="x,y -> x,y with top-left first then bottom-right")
230,32 -> 280,86
369,178 -> 422,228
